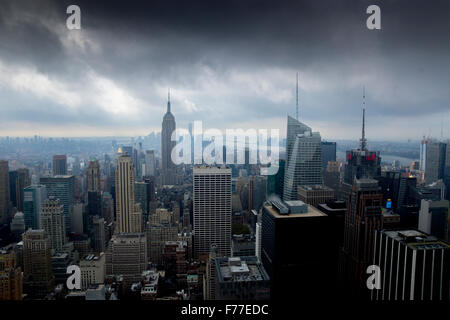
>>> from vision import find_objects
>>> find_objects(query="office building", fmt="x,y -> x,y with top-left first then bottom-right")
145,150 -> 156,177
340,178 -> 383,298
0,160 -> 10,224
23,185 -> 47,230
39,198 -> 66,252
106,233 -> 147,287
261,199 -> 333,299
266,159 -> 285,198
87,160 -> 101,193
92,216 -> 106,253
9,168 -> 30,212
419,199 -> 449,242
298,184 -> 335,207
80,253 -> 106,290
321,141 -> 337,170
40,175 -> 75,234
420,138 -> 448,185
248,175 -> 267,212
372,229 -> 450,300
22,229 -> 54,297
115,154 -> 142,233
52,155 -> 67,176
215,256 -> 270,300
10,212 -> 25,240
193,166 -> 232,258
283,116 -> 322,200
323,161 -> 341,192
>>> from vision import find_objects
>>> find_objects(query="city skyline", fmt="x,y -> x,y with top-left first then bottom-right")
0,0 -> 449,139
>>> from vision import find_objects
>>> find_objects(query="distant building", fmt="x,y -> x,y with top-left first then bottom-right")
419,199 -> 449,242
40,175 -> 75,234
52,155 -> 67,176
283,116 -> 322,200
0,160 -> 10,224
372,229 -> 450,300
297,184 -> 334,207
9,168 -> 31,212
161,91 -> 177,186
145,150 -> 156,177
10,212 -> 25,240
215,256 -> 270,300
420,139 -> 447,185
321,141 -> 337,170
23,185 -> 47,230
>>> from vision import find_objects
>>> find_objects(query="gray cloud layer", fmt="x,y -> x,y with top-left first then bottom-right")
0,0 -> 449,139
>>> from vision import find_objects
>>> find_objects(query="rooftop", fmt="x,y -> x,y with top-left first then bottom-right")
216,256 -> 269,283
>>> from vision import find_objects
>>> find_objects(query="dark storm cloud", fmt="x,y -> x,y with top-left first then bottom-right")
0,0 -> 449,138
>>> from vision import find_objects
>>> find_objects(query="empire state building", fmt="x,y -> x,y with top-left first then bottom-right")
161,90 -> 177,185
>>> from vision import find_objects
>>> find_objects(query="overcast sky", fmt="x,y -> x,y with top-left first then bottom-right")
0,0 -> 449,140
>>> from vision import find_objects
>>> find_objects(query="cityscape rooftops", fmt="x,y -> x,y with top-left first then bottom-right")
216,256 -> 269,283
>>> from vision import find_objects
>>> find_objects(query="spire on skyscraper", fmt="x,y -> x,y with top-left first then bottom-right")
360,86 -> 367,151
296,72 -> 299,121
167,88 -> 171,113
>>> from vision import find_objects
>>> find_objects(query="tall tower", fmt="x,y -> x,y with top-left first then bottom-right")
342,88 -> 381,186
161,89 -> 177,185
283,117 -> 322,201
87,159 -> 101,193
193,167 -> 232,258
115,154 -> 142,233
0,160 -> 10,224
39,198 -> 66,252
340,178 -> 383,298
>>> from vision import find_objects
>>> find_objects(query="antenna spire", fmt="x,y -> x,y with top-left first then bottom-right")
167,88 -> 171,113
360,86 -> 367,151
296,72 -> 299,121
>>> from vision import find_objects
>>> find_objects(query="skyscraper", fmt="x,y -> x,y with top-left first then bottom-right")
87,159 -> 101,193
105,233 -> 147,286
372,229 -> 450,300
193,166 -> 232,258
40,175 -> 75,234
340,178 -> 383,298
145,150 -> 156,177
343,104 -> 381,186
39,198 -> 66,252
420,138 -> 447,184
23,185 -> 47,230
283,120 -> 322,200
261,199 -> 334,299
115,154 -> 142,233
22,229 -> 54,297
52,155 -> 68,176
161,90 -> 176,185
0,160 -> 10,224
9,168 -> 31,212
321,141 -> 337,170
